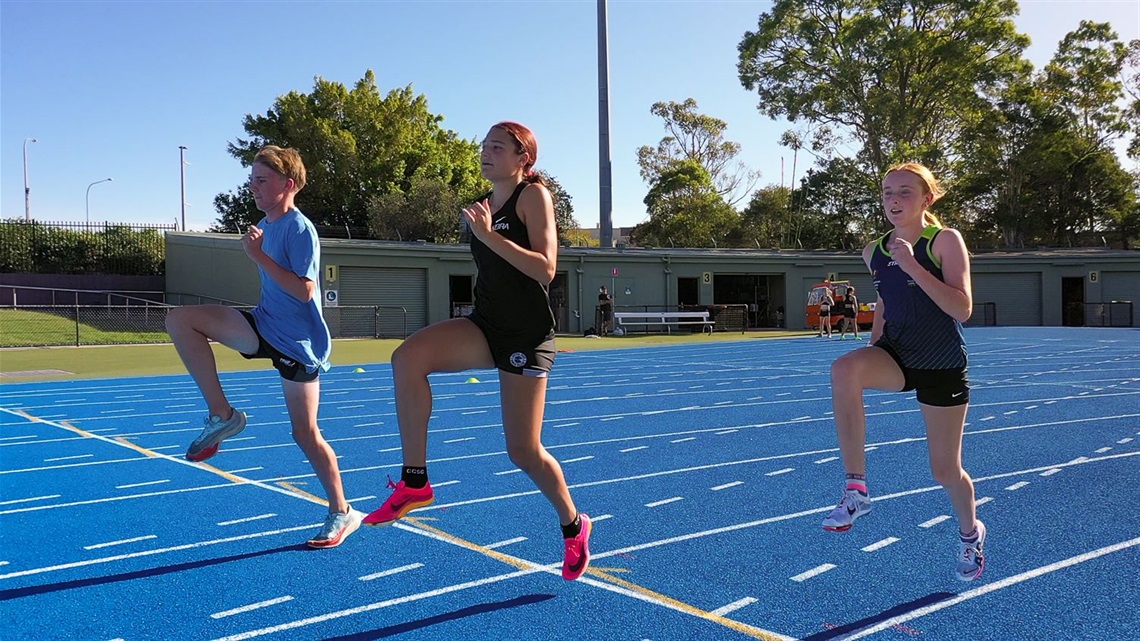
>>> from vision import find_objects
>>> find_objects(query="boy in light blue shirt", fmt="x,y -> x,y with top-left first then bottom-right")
165,145 -> 359,549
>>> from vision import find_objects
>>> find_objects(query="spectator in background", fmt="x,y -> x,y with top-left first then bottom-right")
818,288 -> 835,338
598,285 -> 613,336
839,286 -> 861,340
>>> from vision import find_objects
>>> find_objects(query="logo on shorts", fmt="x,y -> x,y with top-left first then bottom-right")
278,357 -> 296,368
509,352 -> 528,368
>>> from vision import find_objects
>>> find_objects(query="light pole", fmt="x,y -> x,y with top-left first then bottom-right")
24,137 -> 38,221
179,145 -> 188,231
85,178 -> 113,225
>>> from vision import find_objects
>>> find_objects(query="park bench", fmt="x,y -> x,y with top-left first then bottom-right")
613,310 -> 714,335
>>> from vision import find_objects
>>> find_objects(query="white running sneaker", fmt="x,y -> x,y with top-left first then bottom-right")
822,489 -> 872,531
307,508 -> 364,549
956,520 -> 987,581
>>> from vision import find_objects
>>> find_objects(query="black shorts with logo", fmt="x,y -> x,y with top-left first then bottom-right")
466,314 -> 555,378
875,340 -> 969,407
239,310 -> 320,383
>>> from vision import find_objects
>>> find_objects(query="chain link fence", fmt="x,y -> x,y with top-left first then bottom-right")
1,298 -> 410,347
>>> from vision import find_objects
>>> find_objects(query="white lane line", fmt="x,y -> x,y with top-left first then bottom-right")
600,416 -> 623,422
1118,438 -> 1134,444
211,596 -> 294,619
591,514 -> 613,522
154,421 -> 189,426
711,597 -> 758,616
494,469 -> 523,475
218,514 -> 277,526
0,494 -> 61,506
553,422 -> 580,428
1005,481 -> 1029,491
433,480 -> 460,488
484,537 -> 528,549
620,446 -> 648,453
975,496 -> 994,507
84,535 -> 158,550
645,497 -> 683,508
562,456 -> 595,463
149,445 -> 182,451
43,453 -> 95,462
114,394 -> 146,399
348,495 -> 376,502
919,515 -> 951,528
670,437 -> 696,444
228,467 -> 264,474
0,435 -> 37,441
862,537 -> 900,552
0,522 -> 322,580
359,563 -> 424,581
1040,468 -> 1062,476
715,430 -> 739,435
979,416 -> 995,421
814,456 -> 839,464
226,437 -> 257,442
443,437 -> 475,444
714,401 -> 734,406
765,468 -> 794,476
0,561 -> 7,566
864,446 -> 878,452
100,409 -> 135,414
340,405 -> 364,410
461,411 -> 486,416
711,481 -> 743,491
843,537 -> 1140,640
116,479 -> 170,489
1095,447 -> 1112,453
791,564 -> 836,582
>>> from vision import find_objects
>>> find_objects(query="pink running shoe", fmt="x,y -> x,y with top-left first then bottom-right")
363,477 -> 434,527
561,514 -> 592,581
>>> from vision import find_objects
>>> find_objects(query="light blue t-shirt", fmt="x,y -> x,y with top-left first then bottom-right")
249,209 -> 331,374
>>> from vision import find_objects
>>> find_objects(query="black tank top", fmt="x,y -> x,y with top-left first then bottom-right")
469,182 -> 556,337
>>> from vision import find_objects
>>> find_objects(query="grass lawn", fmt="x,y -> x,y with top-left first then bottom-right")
0,329 -> 808,382
0,308 -> 169,347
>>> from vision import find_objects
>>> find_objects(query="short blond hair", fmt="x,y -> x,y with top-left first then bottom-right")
885,162 -> 944,228
254,145 -> 307,192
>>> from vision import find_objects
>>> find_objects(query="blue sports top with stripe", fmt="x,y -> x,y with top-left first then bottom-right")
869,225 -> 967,370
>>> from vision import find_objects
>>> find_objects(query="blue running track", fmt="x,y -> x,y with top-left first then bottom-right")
1,327 -> 1137,640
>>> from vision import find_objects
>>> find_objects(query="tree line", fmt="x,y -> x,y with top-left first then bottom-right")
213,1 -> 1139,251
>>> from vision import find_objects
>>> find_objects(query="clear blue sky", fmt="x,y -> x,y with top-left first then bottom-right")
2,0 -> 1137,231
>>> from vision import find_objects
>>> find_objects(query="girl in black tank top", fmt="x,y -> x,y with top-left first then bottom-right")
468,181 -> 556,338
364,122 -> 593,582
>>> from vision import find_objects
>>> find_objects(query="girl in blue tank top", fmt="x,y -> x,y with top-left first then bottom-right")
822,163 -> 987,582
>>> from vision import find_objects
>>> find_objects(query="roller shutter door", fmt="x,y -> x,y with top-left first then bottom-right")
339,267 -> 428,337
1100,271 -> 1139,327
971,272 -> 1041,326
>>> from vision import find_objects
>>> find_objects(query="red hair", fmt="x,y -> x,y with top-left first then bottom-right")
492,121 -> 542,183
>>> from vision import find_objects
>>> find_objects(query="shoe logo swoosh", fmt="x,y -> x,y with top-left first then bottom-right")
568,553 -> 586,573
847,506 -> 857,515
389,497 -> 412,512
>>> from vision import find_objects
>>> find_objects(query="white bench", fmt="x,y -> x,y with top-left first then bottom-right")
613,311 -> 714,335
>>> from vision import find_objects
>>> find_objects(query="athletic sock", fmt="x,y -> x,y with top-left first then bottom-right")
561,514 -> 582,539
845,472 -> 868,496
960,526 -> 979,543
402,466 -> 428,489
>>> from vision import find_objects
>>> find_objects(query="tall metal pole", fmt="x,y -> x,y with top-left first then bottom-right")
179,145 -> 188,231
86,178 -> 113,225
597,0 -> 614,248
23,138 -> 38,221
